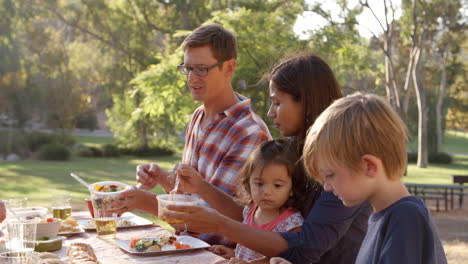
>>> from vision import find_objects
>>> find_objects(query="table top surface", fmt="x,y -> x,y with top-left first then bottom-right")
3,211 -> 228,264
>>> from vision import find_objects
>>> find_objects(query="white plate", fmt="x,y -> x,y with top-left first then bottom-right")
77,213 -> 154,230
116,236 -> 210,255
58,226 -> 86,236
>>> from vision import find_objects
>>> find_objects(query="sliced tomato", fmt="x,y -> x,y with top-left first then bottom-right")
130,238 -> 140,248
46,218 -> 54,223
174,241 -> 192,249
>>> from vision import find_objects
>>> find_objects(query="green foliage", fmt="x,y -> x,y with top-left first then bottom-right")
429,152 -> 453,164
102,144 -> 120,157
26,132 -> 55,152
125,146 -> 175,157
36,143 -> 70,161
75,110 -> 99,131
209,3 -> 305,121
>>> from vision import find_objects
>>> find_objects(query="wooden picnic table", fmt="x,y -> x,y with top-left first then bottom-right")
55,211 -> 228,264
405,183 -> 466,211
1,211 -> 227,264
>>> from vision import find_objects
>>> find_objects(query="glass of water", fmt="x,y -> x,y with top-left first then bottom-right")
6,219 -> 37,252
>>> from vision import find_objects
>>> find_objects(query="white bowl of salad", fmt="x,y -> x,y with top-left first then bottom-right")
88,181 -> 129,211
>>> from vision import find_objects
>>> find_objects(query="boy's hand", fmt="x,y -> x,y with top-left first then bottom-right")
269,257 -> 292,264
208,245 -> 235,259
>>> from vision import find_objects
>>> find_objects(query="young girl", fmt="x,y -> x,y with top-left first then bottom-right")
209,139 -> 305,262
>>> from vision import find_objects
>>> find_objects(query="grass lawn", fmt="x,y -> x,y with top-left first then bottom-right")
0,156 -> 178,210
1,129 -> 466,218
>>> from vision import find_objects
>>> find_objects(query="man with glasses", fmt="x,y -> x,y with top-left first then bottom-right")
119,24 -> 271,247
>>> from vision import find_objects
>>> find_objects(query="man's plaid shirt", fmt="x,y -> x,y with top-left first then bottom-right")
182,93 -> 271,246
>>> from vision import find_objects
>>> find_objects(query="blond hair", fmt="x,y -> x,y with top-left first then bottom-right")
182,23 -> 237,62
303,92 -> 407,182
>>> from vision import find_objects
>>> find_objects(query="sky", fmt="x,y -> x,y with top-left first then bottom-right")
294,0 -> 402,39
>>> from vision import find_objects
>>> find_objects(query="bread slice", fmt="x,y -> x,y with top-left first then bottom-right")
67,242 -> 99,264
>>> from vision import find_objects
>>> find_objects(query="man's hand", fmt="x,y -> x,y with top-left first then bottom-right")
175,164 -> 207,194
136,163 -> 170,190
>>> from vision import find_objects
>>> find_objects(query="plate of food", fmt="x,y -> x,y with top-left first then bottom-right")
77,213 -> 153,230
116,235 -> 210,255
57,216 -> 85,236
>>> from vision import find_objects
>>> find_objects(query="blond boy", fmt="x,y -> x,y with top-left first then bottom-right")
303,92 -> 446,264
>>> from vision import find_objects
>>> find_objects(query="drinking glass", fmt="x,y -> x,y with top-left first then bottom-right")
50,194 -> 72,220
93,209 -> 117,239
0,252 -> 45,264
6,219 -> 37,252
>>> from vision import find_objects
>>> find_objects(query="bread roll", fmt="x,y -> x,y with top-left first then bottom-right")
67,242 -> 99,264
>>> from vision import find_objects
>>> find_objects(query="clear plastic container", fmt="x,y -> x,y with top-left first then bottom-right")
157,194 -> 200,224
88,181 -> 129,211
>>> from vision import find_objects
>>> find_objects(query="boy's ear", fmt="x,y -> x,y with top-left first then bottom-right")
361,154 -> 381,178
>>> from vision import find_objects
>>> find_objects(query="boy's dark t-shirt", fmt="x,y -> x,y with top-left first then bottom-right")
356,196 -> 447,264
278,191 -> 372,263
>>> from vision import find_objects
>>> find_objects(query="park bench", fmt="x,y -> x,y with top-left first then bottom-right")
452,175 -> 468,208
405,183 -> 466,212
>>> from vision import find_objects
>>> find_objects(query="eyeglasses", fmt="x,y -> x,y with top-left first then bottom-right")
177,60 -> 226,77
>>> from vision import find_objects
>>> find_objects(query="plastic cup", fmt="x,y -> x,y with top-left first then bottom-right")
157,194 -> 200,224
6,219 -> 37,252
88,181 -> 129,211
84,198 -> 94,218
50,194 -> 72,220
93,209 -> 117,239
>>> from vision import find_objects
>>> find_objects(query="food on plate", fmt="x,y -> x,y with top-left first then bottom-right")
67,242 -> 98,264
85,218 -> 136,229
59,216 -> 81,233
129,235 -> 192,252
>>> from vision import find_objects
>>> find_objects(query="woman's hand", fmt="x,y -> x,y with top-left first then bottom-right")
162,204 -> 223,234
175,164 -> 207,194
208,245 -> 235,259
111,186 -> 158,215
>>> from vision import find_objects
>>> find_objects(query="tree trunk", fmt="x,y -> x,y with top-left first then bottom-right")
412,47 -> 428,168
436,51 -> 448,153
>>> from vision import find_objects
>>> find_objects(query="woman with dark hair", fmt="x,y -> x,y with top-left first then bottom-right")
161,53 -> 372,264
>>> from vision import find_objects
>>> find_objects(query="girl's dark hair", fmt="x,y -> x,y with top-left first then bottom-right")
238,139 -> 308,213
267,53 -> 342,215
